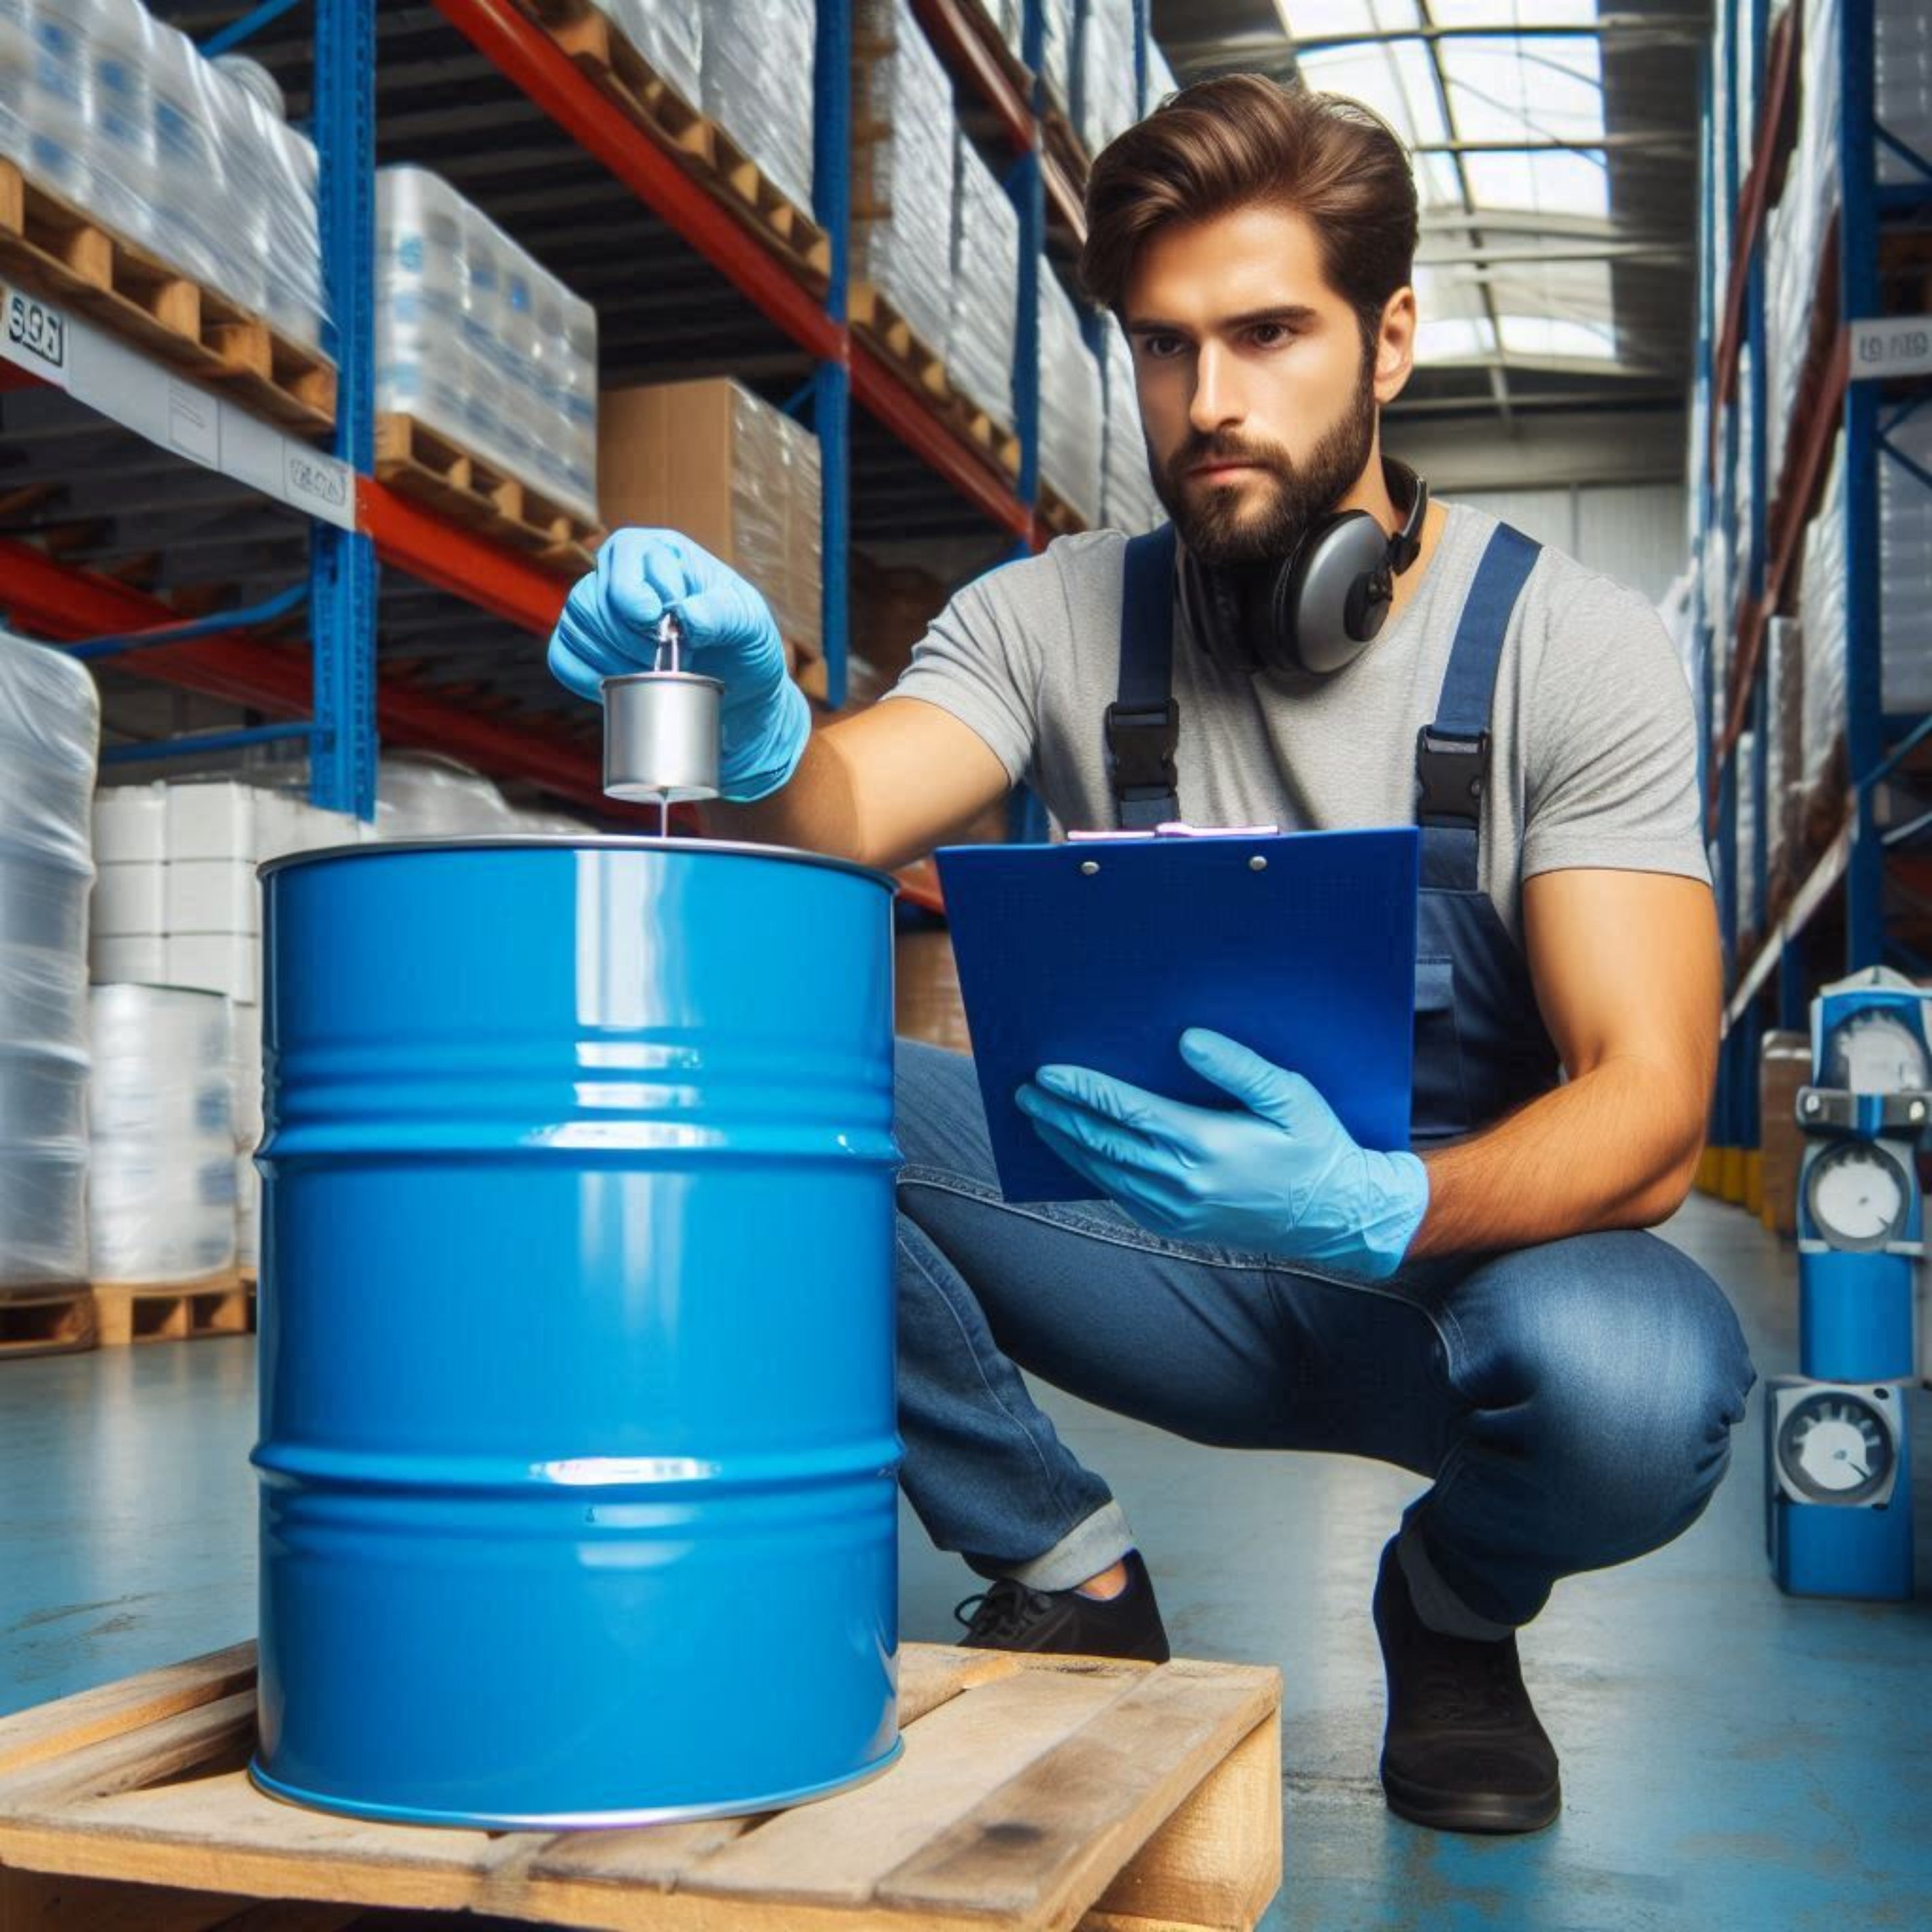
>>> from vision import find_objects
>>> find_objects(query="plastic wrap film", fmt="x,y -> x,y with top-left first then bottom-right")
1736,729 -> 1759,937
990,0 -> 1024,65
1731,344 -> 1755,625
1765,0 -> 1841,497
1880,409 -> 1932,716
1075,0 -> 1137,161
1144,35 -> 1178,112
1765,614 -> 1805,886
87,985 -> 235,1284
376,166 -> 600,524
701,0 -> 815,217
593,0 -> 702,112
1037,262 -> 1103,527
1703,520 -> 1732,745
0,1 -> 327,350
1878,0 -> 1932,186
1799,433 -> 1847,793
1099,318 -> 1159,534
948,128 -> 1018,434
1040,0 -> 1074,120
1710,14 -> 1731,278
0,626 -> 97,1289
1734,0 -> 1762,187
852,0 -> 958,359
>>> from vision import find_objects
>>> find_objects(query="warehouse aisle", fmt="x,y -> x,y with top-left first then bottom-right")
3,1196 -> 1927,1928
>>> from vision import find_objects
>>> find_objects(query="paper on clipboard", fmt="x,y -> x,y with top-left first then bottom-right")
933,827 -> 1420,1203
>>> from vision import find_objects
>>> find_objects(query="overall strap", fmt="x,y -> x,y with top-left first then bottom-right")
1417,522 -> 1542,890
1109,523 -> 1182,830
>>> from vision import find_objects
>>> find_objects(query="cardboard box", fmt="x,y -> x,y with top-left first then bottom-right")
1759,1029 -> 1812,1238
599,379 -> 823,673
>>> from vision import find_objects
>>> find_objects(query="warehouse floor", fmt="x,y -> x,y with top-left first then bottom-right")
3,1196 -> 1929,1929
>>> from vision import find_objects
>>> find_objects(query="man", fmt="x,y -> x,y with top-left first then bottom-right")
549,75 -> 1756,1837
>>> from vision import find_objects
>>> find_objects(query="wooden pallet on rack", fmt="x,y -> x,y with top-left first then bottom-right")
0,1286 -> 95,1361
946,387 -> 1023,481
849,279 -> 951,401
1036,481 -> 1090,539
373,415 -> 603,575
0,1642 -> 1282,1932
89,1270 -> 255,1348
0,160 -> 337,437
512,0 -> 833,291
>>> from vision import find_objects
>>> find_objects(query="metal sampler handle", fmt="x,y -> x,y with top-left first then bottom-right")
601,605 -> 724,829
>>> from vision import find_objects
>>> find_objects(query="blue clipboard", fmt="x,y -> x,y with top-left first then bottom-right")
933,827 -> 1420,1203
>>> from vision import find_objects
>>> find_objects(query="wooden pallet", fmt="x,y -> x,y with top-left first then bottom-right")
0,1288 -> 95,1361
1036,482 -> 1091,540
88,1271 -> 254,1348
0,1642 -> 1281,1932
514,1 -> 833,291
373,415 -> 603,575
0,160 -> 336,438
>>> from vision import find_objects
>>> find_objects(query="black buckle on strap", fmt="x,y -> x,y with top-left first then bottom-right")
1415,726 -> 1489,827
1105,698 -> 1181,799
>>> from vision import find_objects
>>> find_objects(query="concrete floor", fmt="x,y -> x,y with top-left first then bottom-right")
3,1195 -> 1929,1929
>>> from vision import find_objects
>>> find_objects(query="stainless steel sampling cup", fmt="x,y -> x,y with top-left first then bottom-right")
601,614 -> 723,804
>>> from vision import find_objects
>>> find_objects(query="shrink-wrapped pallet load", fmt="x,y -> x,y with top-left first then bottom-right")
701,0 -> 816,216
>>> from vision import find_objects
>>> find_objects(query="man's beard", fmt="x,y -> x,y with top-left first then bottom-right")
1148,352 -> 1378,567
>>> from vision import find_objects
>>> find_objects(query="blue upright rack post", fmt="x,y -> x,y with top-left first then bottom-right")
310,0 -> 378,820
815,0 -> 852,712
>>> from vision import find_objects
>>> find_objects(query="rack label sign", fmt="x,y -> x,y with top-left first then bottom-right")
1851,316 -> 1932,382
283,445 -> 354,527
1,285 -> 70,388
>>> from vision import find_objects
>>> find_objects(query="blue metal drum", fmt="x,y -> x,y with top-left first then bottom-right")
251,838 -> 901,1828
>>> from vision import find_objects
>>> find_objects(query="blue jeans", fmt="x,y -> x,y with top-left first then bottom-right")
894,1038 -> 1757,1638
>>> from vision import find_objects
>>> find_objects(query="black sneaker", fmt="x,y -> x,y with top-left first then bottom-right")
954,1550 -> 1171,1663
1373,1535 -> 1561,1835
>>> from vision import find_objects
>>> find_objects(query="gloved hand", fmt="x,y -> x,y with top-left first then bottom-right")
1015,1028 -> 1429,1282
548,527 -> 811,802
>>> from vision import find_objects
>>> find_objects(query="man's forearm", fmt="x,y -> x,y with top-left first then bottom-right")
696,730 -> 865,861
1405,1056 -> 1707,1261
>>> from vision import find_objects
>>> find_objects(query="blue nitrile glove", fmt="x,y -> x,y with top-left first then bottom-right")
548,527 -> 811,802
1015,1028 -> 1429,1282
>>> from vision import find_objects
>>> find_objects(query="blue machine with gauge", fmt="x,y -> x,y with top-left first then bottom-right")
1769,967 -> 1927,1600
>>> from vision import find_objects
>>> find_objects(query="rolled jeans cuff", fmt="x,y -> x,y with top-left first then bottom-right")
967,1500 -> 1137,1594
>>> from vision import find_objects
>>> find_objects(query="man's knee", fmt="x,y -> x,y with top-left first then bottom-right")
1461,1233 -> 1757,1543
894,1035 -> 999,1186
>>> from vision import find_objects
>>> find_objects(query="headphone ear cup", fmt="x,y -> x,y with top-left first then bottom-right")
1285,512 -> 1395,675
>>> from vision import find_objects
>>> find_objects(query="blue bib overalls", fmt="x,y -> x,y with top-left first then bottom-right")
890,526 -> 1753,1635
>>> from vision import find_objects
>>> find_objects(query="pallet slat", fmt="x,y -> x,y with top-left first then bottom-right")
0,160 -> 336,436
0,1288 -> 94,1360
0,1644 -> 1281,1932
374,415 -> 602,574
88,1273 -> 254,1348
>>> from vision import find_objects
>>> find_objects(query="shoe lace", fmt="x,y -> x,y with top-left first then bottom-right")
1414,1641 -> 1525,1727
954,1577 -> 1056,1644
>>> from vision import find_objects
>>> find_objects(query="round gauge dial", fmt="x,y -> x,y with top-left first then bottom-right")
1804,1141 -> 1910,1249
1776,1391 -> 1895,1506
1826,1009 -> 1930,1095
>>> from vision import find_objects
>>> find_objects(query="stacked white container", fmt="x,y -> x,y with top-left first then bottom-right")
701,0 -> 816,217
0,0 -> 327,348
0,626 -> 98,1290
1737,729 -> 1759,935
590,0 -> 701,110
1799,434 -> 1848,795
376,167 -> 600,524
1878,0 -> 1931,187
1880,410 -> 1932,716
1074,0 -> 1137,161
87,986 -> 235,1285
1099,320 -> 1160,535
1143,32 -> 1178,111
1041,0 -> 1075,121
949,129 -> 1019,435
852,0 -> 957,361
1038,263 -> 1104,527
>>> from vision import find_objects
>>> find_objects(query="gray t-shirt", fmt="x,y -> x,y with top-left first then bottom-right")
881,501 -> 1709,944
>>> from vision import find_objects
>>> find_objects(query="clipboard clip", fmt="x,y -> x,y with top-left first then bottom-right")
1067,822 -> 1282,842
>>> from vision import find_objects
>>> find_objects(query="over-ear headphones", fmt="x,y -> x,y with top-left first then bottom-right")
1176,457 -> 1429,678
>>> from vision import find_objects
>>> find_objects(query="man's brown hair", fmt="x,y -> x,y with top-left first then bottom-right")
1079,73 -> 1419,350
